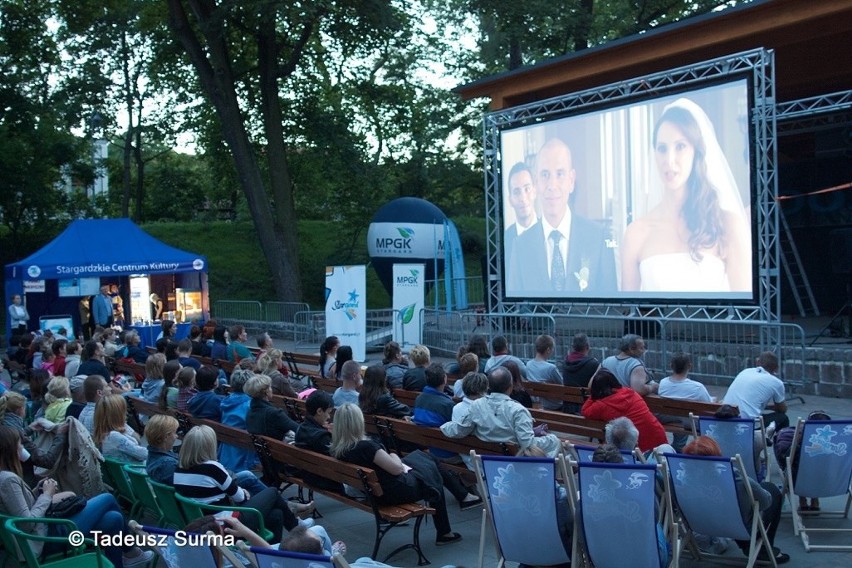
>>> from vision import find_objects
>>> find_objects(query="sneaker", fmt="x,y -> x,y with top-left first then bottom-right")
123,549 -> 155,567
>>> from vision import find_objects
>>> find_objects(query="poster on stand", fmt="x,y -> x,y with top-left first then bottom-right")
393,263 -> 424,351
325,265 -> 366,362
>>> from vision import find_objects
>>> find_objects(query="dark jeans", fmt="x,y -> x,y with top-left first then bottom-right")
762,411 -> 789,431
242,486 -> 298,542
736,482 -> 783,553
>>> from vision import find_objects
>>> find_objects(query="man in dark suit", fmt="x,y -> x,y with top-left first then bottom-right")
508,138 -> 616,295
503,161 -> 538,265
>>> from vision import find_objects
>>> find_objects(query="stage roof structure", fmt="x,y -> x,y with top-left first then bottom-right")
455,0 -> 852,109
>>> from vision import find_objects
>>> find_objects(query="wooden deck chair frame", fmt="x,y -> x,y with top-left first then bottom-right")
470,450 -> 571,568
128,520 -> 245,568
236,541 -> 351,568
570,460 -> 673,568
662,453 -> 775,568
690,413 -> 769,483
784,418 -> 852,551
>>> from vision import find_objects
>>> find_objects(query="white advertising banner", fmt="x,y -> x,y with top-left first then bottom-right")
392,263 -> 425,351
325,265 -> 367,362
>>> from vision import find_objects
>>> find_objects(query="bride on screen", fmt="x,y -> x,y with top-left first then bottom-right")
620,98 -> 750,292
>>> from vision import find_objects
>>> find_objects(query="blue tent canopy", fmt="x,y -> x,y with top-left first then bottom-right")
5,219 -> 208,338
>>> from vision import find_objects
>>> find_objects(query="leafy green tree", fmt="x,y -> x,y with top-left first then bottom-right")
0,0 -> 98,253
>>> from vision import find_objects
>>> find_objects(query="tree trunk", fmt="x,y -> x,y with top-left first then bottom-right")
167,0 -> 301,301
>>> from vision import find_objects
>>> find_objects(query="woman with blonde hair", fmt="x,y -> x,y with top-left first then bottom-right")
44,376 -> 72,423
244,374 -> 300,440
255,349 -> 297,397
331,404 -> 461,546
94,394 -> 147,464
173,425 -> 302,543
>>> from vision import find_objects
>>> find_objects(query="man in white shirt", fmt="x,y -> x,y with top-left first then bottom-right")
723,351 -> 789,430
659,353 -> 711,451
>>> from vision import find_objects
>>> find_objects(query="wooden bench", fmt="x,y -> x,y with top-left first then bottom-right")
521,381 -> 587,409
283,351 -> 323,384
528,408 -> 608,441
252,434 -> 435,565
365,415 -> 518,458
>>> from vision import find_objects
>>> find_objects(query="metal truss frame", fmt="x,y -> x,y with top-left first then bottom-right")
776,89 -> 852,135
482,49 -> 779,346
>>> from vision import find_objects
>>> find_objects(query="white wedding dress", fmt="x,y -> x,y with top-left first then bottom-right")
639,253 -> 730,292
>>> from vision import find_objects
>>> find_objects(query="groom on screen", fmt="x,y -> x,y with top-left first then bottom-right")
508,138 -> 616,295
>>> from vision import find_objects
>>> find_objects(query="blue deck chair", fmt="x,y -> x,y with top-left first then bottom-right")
128,521 -> 247,568
472,452 -> 572,568
692,414 -> 767,482
573,461 -> 671,568
663,453 -> 775,568
239,545 -> 351,568
566,441 -> 642,464
785,418 -> 852,551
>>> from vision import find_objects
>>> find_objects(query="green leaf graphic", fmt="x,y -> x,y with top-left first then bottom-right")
399,303 -> 416,325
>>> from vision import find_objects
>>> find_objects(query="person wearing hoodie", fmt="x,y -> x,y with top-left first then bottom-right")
187,365 -> 224,420
219,369 -> 259,472
561,333 -> 600,414
582,369 -> 667,453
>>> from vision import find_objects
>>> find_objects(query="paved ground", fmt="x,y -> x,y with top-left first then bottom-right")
274,339 -> 852,567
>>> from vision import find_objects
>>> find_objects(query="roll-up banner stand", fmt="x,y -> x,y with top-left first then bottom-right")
393,263 -> 425,351
325,265 -> 367,362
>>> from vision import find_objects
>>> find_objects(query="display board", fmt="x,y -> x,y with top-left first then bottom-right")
499,79 -> 753,302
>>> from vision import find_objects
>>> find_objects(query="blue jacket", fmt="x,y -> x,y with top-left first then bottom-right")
187,390 -> 224,421
146,447 -> 178,484
413,386 -> 455,458
219,393 -> 258,471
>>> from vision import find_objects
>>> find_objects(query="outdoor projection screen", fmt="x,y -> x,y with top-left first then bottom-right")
500,79 -> 754,302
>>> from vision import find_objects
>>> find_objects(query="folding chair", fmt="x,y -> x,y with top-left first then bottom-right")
237,542 -> 351,568
785,418 -> 852,551
565,441 -> 642,464
148,479 -> 190,529
663,453 -> 775,568
692,414 -> 767,481
122,465 -> 165,525
471,452 -> 573,568
572,461 -> 671,568
128,521 -> 246,568
174,491 -> 275,542
4,517 -> 114,568
101,457 -> 141,517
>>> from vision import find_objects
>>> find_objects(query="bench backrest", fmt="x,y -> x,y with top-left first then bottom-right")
367,415 -> 518,457
255,434 -> 384,498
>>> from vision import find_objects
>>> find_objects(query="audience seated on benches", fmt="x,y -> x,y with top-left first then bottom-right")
442,367 -> 564,457
219,369 -> 260,472
380,341 -> 409,390
360,366 -> 411,419
331,403 -> 463,547
245,374 -> 300,441
319,335 -> 340,380
174,425 -> 306,543
582,369 -> 668,453
188,364 -> 224,420
401,344 -> 430,391
333,360 -> 362,407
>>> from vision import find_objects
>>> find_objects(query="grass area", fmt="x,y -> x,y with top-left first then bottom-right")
143,217 -> 486,310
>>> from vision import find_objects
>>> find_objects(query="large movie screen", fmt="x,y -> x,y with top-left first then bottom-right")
500,79 -> 753,302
